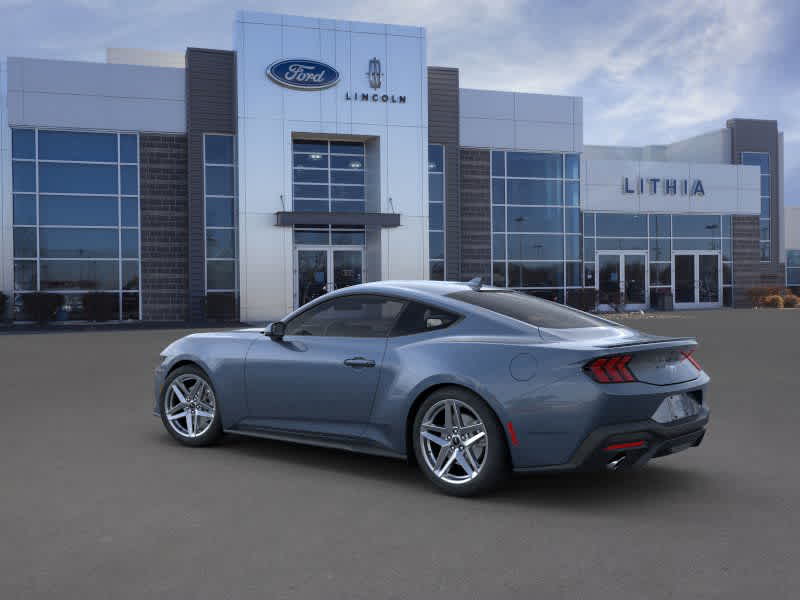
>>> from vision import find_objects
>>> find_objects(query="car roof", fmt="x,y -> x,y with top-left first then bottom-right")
343,280 -> 503,298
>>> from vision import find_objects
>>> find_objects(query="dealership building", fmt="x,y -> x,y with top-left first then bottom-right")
0,11 -> 793,323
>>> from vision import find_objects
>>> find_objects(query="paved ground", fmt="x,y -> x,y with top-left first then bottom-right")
1,309 -> 799,599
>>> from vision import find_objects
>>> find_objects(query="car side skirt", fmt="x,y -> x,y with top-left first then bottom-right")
224,426 -> 408,460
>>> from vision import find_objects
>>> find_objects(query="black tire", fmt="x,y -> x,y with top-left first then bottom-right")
160,365 -> 223,447
412,386 -> 510,497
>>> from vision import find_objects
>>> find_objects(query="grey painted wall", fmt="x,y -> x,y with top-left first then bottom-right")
6,57 -> 185,133
186,48 -> 237,322
428,67 -> 461,281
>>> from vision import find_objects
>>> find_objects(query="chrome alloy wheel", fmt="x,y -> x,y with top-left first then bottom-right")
164,373 -> 216,439
419,398 -> 488,485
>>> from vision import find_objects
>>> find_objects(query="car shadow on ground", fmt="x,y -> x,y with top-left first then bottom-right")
149,429 -> 713,508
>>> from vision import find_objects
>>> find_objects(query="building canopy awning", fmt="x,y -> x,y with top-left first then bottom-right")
275,211 -> 401,227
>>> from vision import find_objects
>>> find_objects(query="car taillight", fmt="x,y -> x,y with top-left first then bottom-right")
584,355 -> 636,383
681,350 -> 702,370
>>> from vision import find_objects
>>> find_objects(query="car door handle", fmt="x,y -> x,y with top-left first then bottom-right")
343,357 -> 376,368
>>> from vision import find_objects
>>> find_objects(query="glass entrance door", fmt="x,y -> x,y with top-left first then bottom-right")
624,254 -> 647,305
596,252 -> 648,310
673,252 -> 721,308
295,248 -> 364,308
297,249 -> 329,307
332,250 -> 363,291
698,254 -> 720,303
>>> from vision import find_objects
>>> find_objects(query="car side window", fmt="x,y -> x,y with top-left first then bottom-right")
390,301 -> 459,336
284,295 -> 406,338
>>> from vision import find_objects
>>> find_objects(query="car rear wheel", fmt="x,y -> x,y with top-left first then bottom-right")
413,387 -> 509,496
160,365 -> 222,446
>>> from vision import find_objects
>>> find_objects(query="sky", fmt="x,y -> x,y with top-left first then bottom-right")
1,0 -> 798,204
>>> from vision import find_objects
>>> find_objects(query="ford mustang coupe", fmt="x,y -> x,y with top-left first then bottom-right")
154,279 -> 709,496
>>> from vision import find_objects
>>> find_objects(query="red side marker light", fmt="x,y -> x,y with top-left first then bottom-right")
681,350 -> 702,370
604,440 -> 646,452
507,421 -> 520,446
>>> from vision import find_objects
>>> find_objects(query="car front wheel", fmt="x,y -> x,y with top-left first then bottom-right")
413,387 -> 509,496
160,365 -> 222,446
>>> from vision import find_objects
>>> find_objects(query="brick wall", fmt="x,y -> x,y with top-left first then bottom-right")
459,149 -> 491,281
139,134 -> 189,321
732,215 -> 760,307
732,215 -> 787,307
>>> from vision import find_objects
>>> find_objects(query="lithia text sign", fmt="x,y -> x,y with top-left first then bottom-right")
623,177 -> 705,196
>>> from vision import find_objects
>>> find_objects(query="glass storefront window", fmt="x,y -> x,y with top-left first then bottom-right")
673,214 -> 720,237
11,128 -> 142,320
507,152 -> 563,179
584,212 -> 734,307
787,251 -> 800,287
596,213 -> 647,237
428,144 -> 445,280
204,134 -> 238,293
565,154 -> 580,180
507,206 -> 563,233
292,139 -> 365,214
742,151 -> 770,261
492,150 -> 580,301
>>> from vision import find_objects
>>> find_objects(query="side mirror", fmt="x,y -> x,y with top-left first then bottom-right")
265,321 -> 286,341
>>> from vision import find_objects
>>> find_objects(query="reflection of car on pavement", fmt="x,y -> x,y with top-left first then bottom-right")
154,279 -> 710,496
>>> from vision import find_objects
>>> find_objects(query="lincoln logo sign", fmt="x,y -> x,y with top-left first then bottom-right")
623,177 -> 705,196
266,59 -> 340,90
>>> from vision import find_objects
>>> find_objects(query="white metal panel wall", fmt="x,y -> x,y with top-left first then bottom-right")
1,59 -> 10,297
582,158 -> 760,215
6,58 -> 185,133
235,11 -> 429,322
459,88 -> 582,152
784,206 -> 800,250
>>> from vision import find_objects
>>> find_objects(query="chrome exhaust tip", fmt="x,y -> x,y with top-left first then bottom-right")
606,455 -> 627,471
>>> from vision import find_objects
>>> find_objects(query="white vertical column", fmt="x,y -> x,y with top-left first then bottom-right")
0,58 -> 12,298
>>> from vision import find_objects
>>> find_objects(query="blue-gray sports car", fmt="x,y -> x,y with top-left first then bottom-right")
154,280 -> 709,496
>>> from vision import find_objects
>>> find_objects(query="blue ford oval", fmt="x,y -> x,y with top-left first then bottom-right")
267,59 -> 340,90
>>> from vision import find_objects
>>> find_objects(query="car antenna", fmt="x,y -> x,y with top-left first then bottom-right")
466,277 -> 483,291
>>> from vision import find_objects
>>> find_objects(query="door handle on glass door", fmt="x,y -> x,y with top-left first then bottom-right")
343,357 -> 376,368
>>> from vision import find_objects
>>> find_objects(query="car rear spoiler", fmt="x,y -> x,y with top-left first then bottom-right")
593,337 -> 697,352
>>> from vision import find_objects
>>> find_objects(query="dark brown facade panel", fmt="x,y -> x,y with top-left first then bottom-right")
428,66 -> 461,280
727,119 -> 781,272
139,133 -> 189,321
459,149 -> 491,281
732,215 -> 761,307
186,48 -> 237,322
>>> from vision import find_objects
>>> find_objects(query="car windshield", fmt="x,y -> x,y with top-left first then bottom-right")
447,290 -> 618,329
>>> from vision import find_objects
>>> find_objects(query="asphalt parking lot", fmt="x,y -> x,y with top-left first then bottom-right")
1,309 -> 799,599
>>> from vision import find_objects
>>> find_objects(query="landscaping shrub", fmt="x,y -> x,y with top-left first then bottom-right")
747,287 -> 791,307
762,295 -> 784,309
21,293 -> 64,324
83,292 -> 118,322
782,294 -> 799,308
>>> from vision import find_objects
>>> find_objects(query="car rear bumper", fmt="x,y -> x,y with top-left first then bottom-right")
513,406 -> 709,473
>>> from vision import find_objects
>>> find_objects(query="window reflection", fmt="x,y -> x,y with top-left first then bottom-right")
10,128 -> 141,320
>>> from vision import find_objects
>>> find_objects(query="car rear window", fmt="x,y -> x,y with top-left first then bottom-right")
447,290 -> 616,329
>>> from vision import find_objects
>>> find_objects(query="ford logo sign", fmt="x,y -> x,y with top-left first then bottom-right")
267,59 -> 340,90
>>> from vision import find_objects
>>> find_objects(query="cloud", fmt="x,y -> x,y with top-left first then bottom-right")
0,0 -> 796,202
